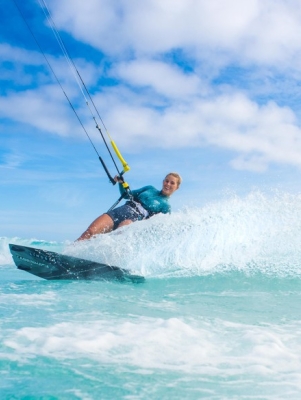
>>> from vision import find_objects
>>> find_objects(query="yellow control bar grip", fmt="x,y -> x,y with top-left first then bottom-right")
111,140 -> 130,173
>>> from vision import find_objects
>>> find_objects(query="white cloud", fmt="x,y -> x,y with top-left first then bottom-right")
0,85 -> 79,136
243,0 -> 301,65
3,78 -> 300,172
0,153 -> 25,169
113,59 -> 206,99
0,43 -> 105,138
0,43 -> 42,65
0,44 -> 45,86
230,154 -> 269,173
49,0 -> 301,68
4,0 -> 301,174
0,43 -> 102,90
49,0 -> 257,55
96,89 -> 301,171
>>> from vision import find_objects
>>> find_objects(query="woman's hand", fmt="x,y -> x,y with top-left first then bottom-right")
114,175 -> 123,183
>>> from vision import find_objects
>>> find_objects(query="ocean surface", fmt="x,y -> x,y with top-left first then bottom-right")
1,192 -> 301,399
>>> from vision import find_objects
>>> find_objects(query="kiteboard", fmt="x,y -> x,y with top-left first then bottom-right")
9,244 -> 144,283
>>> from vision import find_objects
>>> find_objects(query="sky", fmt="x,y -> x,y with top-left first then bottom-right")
2,0 -> 301,241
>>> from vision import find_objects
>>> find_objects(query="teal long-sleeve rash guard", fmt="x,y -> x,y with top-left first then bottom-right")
119,184 -> 171,215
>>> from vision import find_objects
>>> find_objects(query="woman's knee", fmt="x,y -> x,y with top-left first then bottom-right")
91,214 -> 114,233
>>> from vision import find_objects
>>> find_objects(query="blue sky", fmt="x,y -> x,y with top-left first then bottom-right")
2,0 -> 301,241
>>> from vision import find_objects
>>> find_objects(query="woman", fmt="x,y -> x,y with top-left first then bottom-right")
76,172 -> 182,241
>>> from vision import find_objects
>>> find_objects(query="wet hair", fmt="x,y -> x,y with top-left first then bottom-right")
165,172 -> 182,187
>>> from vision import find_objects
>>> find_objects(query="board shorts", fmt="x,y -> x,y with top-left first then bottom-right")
106,202 -> 147,230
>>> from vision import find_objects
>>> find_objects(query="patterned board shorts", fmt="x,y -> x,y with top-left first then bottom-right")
106,204 -> 143,230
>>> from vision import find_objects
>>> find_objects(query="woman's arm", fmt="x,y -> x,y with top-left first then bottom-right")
118,183 -> 152,199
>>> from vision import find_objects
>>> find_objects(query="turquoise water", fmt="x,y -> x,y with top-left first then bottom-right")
1,193 -> 301,399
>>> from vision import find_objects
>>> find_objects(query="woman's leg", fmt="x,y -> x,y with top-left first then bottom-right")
117,219 -> 133,228
76,213 -> 114,241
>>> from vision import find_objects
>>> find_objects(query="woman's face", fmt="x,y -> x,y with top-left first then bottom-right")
161,174 -> 179,196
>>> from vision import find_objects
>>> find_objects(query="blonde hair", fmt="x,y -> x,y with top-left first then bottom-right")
166,172 -> 182,187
